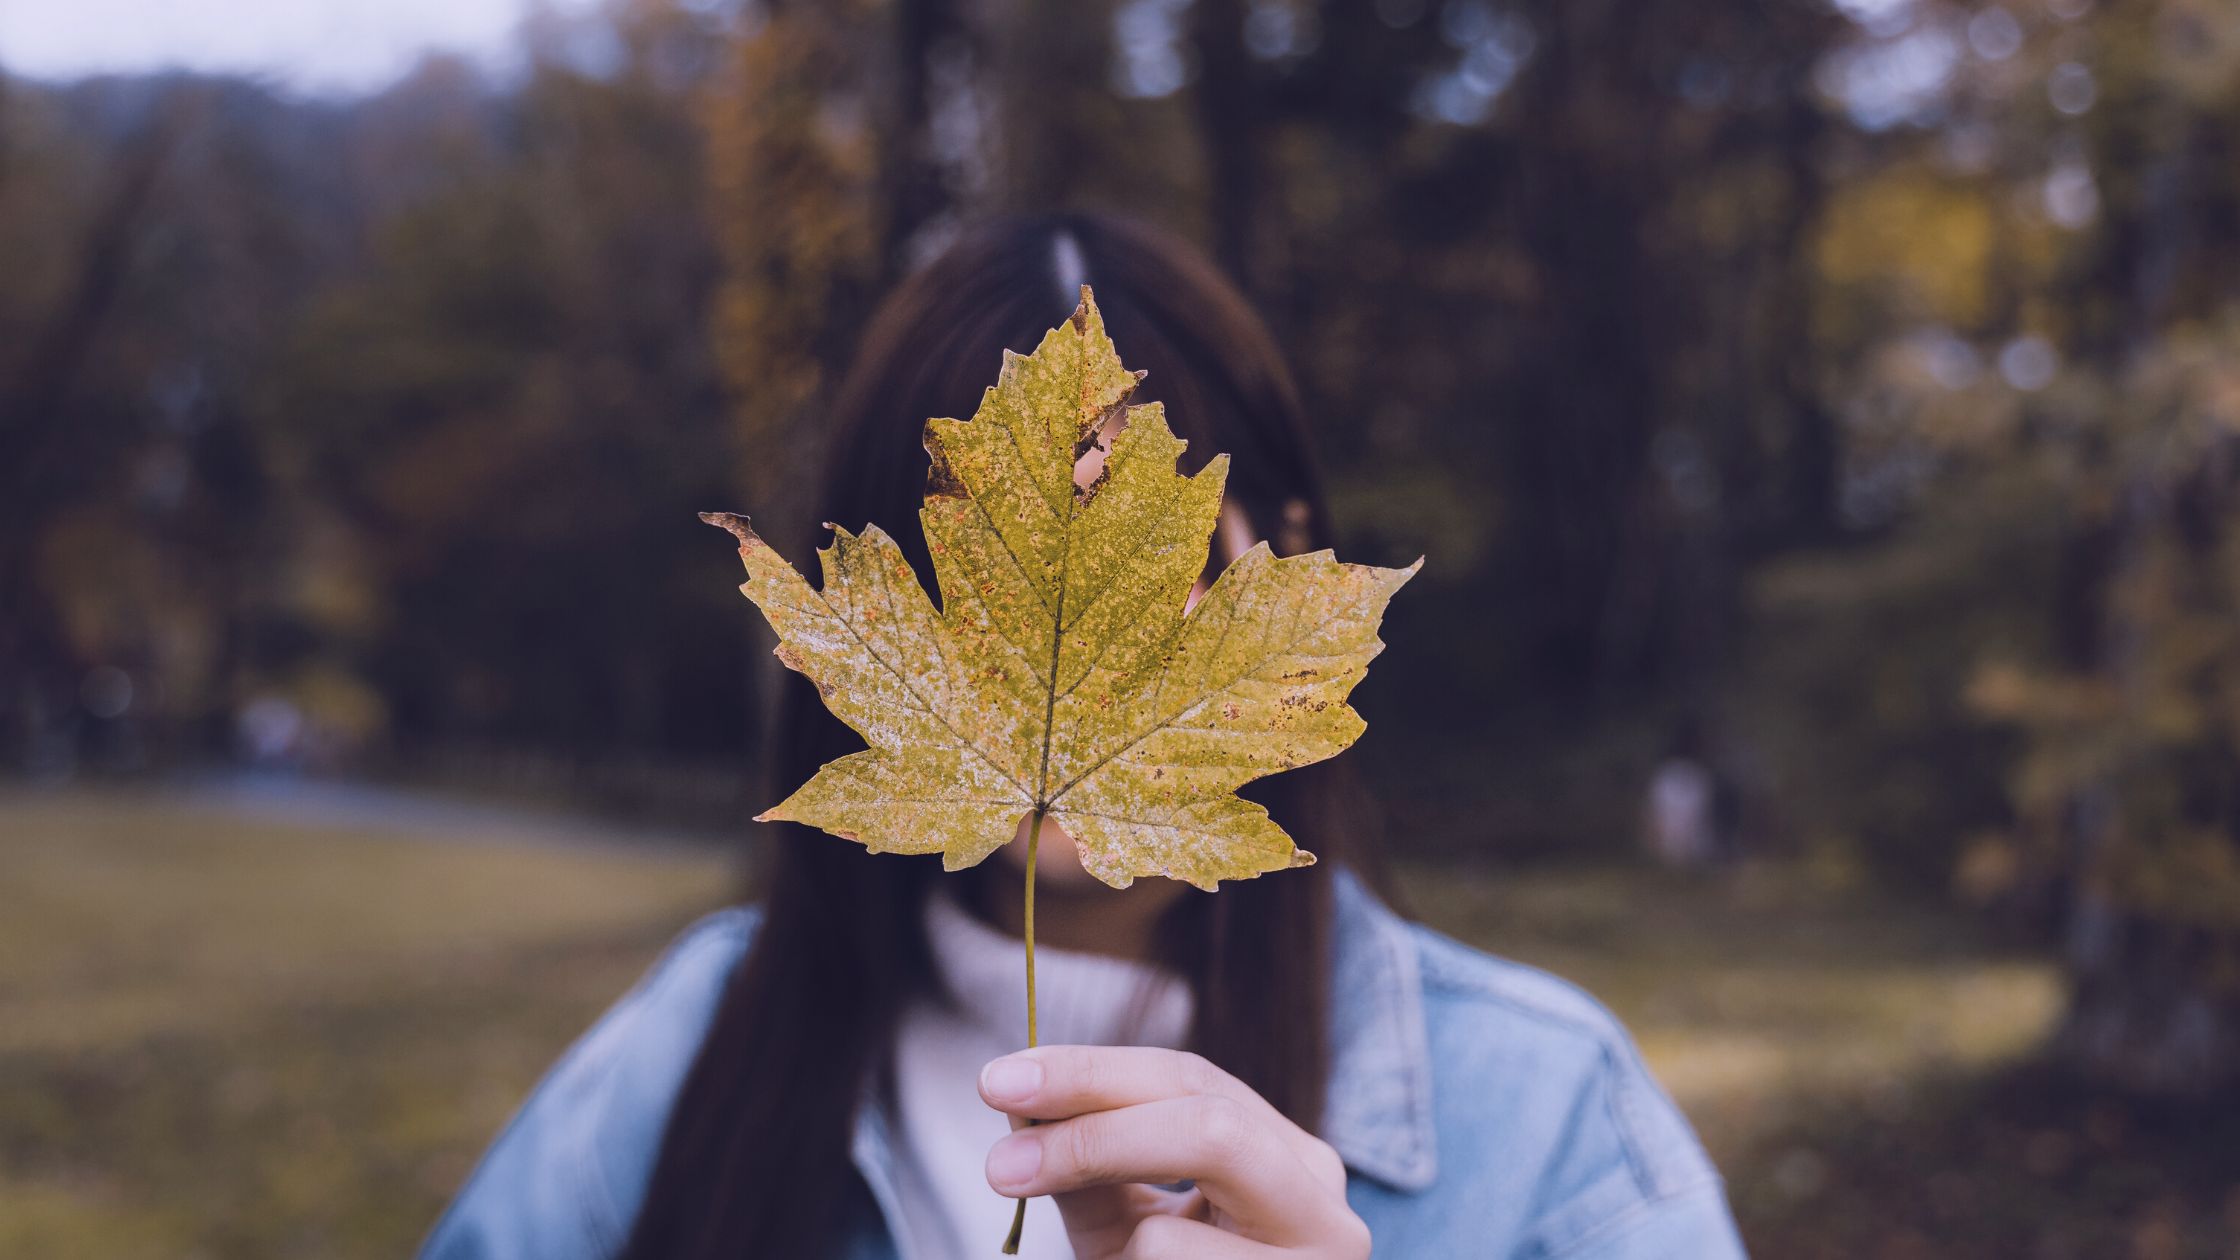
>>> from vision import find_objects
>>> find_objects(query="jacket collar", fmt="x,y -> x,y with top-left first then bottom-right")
847,865 -> 1439,1250
848,1091 -> 913,1259
1321,865 -> 1440,1192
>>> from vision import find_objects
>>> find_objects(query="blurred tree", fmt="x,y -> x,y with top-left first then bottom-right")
0,78 -> 329,772
0,87 -> 173,758
1738,0 -> 2240,1089
700,0 -> 1013,785
1968,324 -> 2240,1092
0,0 -> 1861,836
703,0 -> 890,525
1169,0 -> 1852,853
254,6 -> 744,769
1970,22 -> 2240,1088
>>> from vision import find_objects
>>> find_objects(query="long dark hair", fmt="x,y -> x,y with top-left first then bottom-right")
621,211 -> 1380,1257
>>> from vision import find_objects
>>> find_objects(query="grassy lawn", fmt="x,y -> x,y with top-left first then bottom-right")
1416,868 -> 2238,1259
0,787 -> 730,1259
1400,863 -> 2064,1147
1,786 -> 2223,1257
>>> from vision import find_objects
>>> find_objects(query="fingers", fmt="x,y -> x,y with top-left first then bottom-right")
985,1095 -> 1336,1244
980,1045 -> 1347,1192
1040,1181 -> 1202,1257
981,1045 -> 1253,1122
1121,1214 -> 1265,1259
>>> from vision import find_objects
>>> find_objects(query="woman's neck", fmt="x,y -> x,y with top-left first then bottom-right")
960,861 -> 1189,963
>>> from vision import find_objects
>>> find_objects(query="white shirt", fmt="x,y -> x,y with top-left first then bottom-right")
887,889 -> 1194,1260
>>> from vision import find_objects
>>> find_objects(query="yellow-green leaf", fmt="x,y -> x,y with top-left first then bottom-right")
704,287 -> 1418,891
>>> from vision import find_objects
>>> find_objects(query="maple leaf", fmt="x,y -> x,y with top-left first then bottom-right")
704,287 -> 1417,892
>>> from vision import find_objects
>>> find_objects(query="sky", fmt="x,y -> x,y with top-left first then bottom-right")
0,0 -> 594,95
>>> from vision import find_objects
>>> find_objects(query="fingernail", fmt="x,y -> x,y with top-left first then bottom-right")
987,1132 -> 1042,1191
980,1055 -> 1043,1103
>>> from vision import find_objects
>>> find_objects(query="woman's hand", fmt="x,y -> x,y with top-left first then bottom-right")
978,1045 -> 1371,1260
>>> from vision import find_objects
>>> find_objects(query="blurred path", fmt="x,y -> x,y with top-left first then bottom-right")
173,769 -> 734,857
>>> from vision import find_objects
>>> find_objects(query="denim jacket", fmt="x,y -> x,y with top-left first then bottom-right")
420,870 -> 1746,1258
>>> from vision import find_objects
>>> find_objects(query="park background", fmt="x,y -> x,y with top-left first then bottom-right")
5,0 -> 2240,1255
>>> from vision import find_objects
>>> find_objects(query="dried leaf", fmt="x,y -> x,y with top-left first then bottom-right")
705,287 -> 1417,891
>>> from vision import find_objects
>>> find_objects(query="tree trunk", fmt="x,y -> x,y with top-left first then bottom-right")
1189,0 -> 1262,293
2057,880 -> 2240,1094
2050,104 -> 2240,1095
0,91 -> 187,767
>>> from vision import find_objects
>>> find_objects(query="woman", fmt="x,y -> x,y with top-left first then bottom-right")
420,212 -> 1746,1259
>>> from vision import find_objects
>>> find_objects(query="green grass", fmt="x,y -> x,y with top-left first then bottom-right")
1394,863 -> 2064,1154
0,787 -> 729,1259
1398,865 -> 2239,1259
1,787 -> 2226,1257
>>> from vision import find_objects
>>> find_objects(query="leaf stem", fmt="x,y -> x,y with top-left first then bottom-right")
1001,807 -> 1044,1255
1024,808 -> 1041,1049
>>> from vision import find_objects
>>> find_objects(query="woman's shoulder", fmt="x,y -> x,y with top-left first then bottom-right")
1405,917 -> 1714,1176
416,906 -> 762,1260
580,905 -> 765,1110
1371,908 -> 1742,1257
550,904 -> 766,1160
618,903 -> 764,1016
